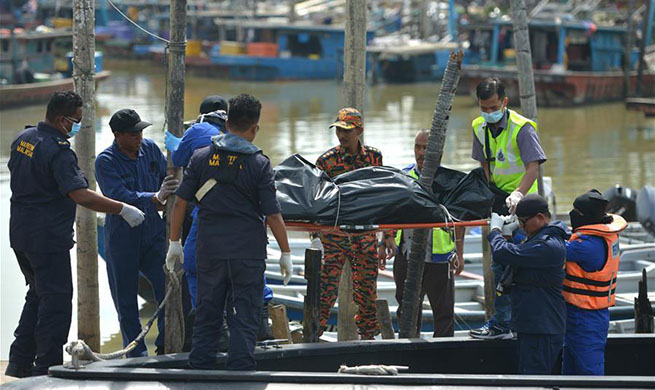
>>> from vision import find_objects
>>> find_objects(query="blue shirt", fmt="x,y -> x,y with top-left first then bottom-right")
488,221 -> 569,334
95,138 -> 167,234
171,121 -> 224,168
176,133 -> 281,259
8,122 -> 88,253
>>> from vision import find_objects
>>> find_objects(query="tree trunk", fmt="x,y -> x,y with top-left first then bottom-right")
164,0 -> 187,354
399,52 -> 463,339
338,0 -> 367,341
510,0 -> 544,197
73,0 -> 100,352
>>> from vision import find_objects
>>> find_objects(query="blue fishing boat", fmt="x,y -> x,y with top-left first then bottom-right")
460,16 -> 655,106
185,20 -> 375,81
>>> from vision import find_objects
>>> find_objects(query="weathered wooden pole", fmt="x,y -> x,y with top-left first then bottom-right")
510,0 -> 544,197
636,0 -> 654,97
164,0 -> 187,354
288,0 -> 297,23
375,299 -> 395,339
624,0 -> 635,97
481,226 -> 495,319
72,0 -> 100,352
303,248 -> 321,343
338,0 -> 367,342
399,52 -> 463,339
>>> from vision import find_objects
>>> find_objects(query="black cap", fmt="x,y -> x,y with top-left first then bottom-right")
109,109 -> 151,133
573,189 -> 609,221
515,194 -> 550,218
199,95 -> 228,114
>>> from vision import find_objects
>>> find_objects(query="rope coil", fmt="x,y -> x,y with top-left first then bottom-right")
65,269 -> 184,369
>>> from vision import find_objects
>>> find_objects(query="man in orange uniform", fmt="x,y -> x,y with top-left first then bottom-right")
562,189 -> 627,375
313,107 -> 395,339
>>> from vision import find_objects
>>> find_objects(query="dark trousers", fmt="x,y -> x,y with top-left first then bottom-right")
9,250 -> 73,376
517,332 -> 564,375
105,235 -> 167,357
189,258 -> 265,371
393,250 -> 454,337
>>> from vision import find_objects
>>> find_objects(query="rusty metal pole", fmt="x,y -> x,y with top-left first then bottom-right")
73,0 -> 100,351
164,0 -> 187,354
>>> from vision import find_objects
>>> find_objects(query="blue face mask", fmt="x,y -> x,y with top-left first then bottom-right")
482,107 -> 504,124
67,121 -> 81,138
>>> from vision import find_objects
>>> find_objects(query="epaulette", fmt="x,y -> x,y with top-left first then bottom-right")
57,140 -> 71,149
318,149 -> 336,161
364,145 -> 382,155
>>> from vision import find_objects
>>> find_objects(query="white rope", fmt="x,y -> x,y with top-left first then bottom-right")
65,269 -> 184,368
338,364 -> 409,375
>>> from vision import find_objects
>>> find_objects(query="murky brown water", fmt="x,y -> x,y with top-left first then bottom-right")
1,60 -> 653,358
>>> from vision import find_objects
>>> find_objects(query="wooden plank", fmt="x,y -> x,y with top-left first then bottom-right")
375,299 -> 395,339
303,248 -> 321,343
270,304 -> 293,343
481,226 -> 495,320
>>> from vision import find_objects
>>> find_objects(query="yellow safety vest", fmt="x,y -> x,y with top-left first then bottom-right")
394,167 -> 455,255
472,109 -> 538,194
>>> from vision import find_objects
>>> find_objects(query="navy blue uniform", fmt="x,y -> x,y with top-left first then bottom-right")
95,138 -> 167,357
8,122 -> 88,375
176,133 -> 280,370
563,235 -> 610,375
488,221 -> 569,375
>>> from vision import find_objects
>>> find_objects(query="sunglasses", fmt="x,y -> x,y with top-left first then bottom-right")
517,214 -> 540,225
65,116 -> 82,124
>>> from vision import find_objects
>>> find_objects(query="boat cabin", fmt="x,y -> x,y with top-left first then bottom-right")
462,19 -> 637,72
0,29 -> 71,84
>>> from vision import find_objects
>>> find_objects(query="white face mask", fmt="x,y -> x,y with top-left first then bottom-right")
481,107 -> 504,123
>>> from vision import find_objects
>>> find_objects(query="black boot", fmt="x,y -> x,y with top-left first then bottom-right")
257,304 -> 274,341
5,362 -> 33,378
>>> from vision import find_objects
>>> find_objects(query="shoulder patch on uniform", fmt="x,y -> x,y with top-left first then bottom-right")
364,145 -> 382,156
57,140 -> 71,148
318,149 -> 336,160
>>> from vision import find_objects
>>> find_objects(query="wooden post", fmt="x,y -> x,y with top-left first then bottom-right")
510,0 -> 544,197
399,52 -> 463,339
73,0 -> 100,352
636,0 -> 654,97
270,304 -> 293,343
481,225 -> 495,320
164,0 -> 187,354
338,0 -> 367,342
342,0 -> 367,109
337,260 -> 359,341
624,0 -> 635,97
303,248 -> 321,343
375,299 -> 395,339
288,0 -> 296,23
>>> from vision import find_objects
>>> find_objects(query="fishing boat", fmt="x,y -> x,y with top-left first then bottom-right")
6,334 -> 654,389
184,20 -> 375,81
460,17 -> 655,106
0,28 -> 111,109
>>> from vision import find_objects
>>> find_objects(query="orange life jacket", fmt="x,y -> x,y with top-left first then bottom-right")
562,215 -> 627,310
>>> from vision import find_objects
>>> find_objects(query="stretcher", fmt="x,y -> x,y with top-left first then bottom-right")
284,219 -> 490,236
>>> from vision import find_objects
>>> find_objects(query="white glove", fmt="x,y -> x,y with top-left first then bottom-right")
119,203 -> 145,227
505,190 -> 524,214
310,237 -> 323,254
502,215 -> 520,236
155,175 -> 180,204
279,252 -> 292,286
166,240 -> 184,272
490,212 -> 505,232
